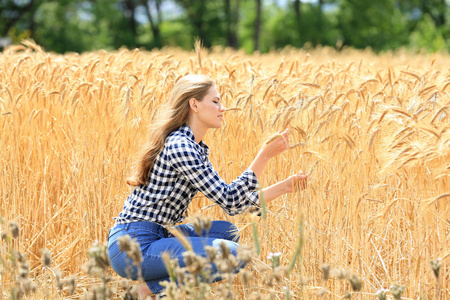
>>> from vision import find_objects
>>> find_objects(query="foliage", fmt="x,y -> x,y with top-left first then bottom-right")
174,0 -> 227,48
262,2 -> 340,51
337,0 -> 410,51
1,0 -> 449,53
409,14 -> 447,52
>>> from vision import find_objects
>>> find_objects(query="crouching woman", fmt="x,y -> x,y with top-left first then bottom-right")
107,74 -> 307,298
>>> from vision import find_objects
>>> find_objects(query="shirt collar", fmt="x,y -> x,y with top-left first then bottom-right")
179,124 -> 210,155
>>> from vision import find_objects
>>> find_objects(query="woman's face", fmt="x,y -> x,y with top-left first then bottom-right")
194,86 -> 225,129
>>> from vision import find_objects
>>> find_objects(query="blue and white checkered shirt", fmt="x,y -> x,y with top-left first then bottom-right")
114,125 -> 260,225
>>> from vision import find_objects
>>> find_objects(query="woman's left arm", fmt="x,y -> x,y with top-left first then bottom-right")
260,173 -> 308,203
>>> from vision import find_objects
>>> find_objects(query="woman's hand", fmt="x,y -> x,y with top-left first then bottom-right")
284,172 -> 308,194
249,129 -> 292,180
259,129 -> 290,159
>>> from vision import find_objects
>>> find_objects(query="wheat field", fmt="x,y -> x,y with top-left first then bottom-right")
0,40 -> 449,299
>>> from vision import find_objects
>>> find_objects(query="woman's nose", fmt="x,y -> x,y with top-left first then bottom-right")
219,104 -> 226,112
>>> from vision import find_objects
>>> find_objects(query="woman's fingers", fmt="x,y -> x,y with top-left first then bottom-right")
284,171 -> 308,193
277,129 -> 290,149
294,172 -> 308,190
281,128 -> 289,142
282,130 -> 290,148
263,130 -> 291,158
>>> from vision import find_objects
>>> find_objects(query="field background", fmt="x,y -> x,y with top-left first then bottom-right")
1,41 -> 449,299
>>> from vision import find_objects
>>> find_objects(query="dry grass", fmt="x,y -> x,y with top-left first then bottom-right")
1,41 -> 449,299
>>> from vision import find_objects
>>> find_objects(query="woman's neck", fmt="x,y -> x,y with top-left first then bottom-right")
186,120 -> 207,143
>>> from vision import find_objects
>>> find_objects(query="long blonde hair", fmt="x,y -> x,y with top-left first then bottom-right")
127,74 -> 216,186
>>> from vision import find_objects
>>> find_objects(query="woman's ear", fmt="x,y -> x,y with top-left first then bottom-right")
189,98 -> 198,112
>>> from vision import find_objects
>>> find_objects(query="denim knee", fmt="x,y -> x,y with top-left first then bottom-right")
209,220 -> 240,242
108,228 -> 143,280
210,238 -> 247,274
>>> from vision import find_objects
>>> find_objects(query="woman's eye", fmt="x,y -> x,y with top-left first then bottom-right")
213,101 -> 218,104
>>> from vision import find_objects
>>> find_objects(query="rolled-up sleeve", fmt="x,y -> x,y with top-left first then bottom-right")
167,141 -> 260,215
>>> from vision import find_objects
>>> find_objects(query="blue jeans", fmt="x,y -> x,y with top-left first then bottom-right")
107,220 -> 246,294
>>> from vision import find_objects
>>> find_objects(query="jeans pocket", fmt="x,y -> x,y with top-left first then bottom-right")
107,228 -> 130,261
108,227 -> 126,242
132,228 -> 161,248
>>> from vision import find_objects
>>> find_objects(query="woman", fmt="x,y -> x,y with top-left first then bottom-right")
107,74 -> 307,299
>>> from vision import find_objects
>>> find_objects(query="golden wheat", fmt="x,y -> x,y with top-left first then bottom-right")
1,41 -> 449,299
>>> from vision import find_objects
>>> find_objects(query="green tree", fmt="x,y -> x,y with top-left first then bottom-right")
33,1 -> 87,53
254,0 -> 262,51
33,0 -> 127,53
117,0 -> 139,48
140,0 -> 163,48
90,0 -> 139,49
396,0 -> 449,51
0,0 -> 44,41
225,0 -> 240,49
337,0 -> 409,51
409,14 -> 447,52
260,1 -> 339,51
174,0 -> 226,48
397,0 -> 447,27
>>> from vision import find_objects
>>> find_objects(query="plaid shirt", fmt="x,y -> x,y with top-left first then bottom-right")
115,125 -> 260,225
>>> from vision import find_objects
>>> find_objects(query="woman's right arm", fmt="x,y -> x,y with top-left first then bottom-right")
248,129 -> 290,178
167,139 -> 260,215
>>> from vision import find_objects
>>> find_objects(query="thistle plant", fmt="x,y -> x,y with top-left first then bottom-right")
320,264 -> 330,281
267,252 -> 282,269
82,241 -> 113,299
430,259 -> 441,278
376,288 -> 389,300
159,216 -> 258,299
0,213 -> 444,299
348,274 -> 362,292
0,219 -> 38,299
430,258 -> 442,300
330,267 -> 349,280
389,284 -> 406,300
193,215 -> 212,236
116,234 -> 143,282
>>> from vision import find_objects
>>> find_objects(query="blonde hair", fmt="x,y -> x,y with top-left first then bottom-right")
127,74 -> 216,186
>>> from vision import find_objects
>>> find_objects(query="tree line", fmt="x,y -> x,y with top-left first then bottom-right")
1,0 -> 449,53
